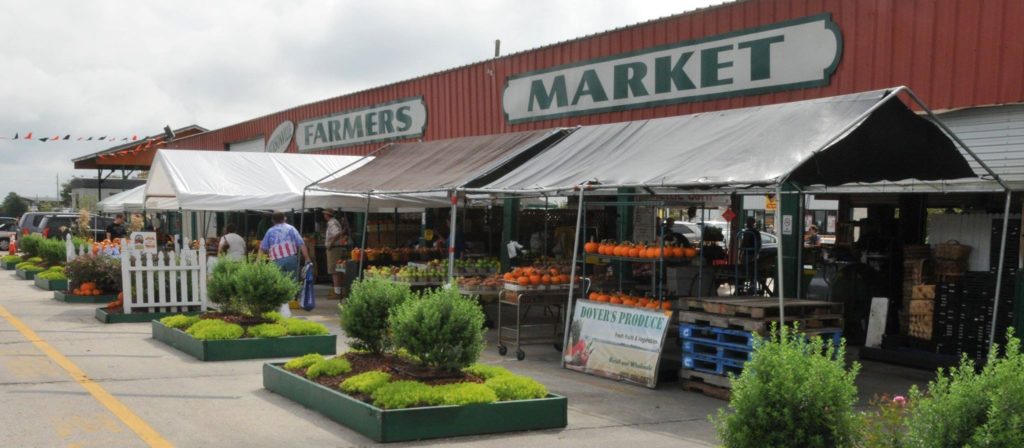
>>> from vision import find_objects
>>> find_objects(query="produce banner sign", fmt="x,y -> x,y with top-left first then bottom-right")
129,232 -> 158,254
563,300 -> 671,388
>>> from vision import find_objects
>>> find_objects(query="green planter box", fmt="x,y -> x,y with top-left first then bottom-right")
3,260 -> 18,270
15,268 -> 40,280
95,307 -> 199,324
263,363 -> 568,443
53,291 -> 119,304
34,277 -> 68,291
152,320 -> 337,362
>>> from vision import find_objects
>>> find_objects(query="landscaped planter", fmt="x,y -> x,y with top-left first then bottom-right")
152,320 -> 337,361
3,260 -> 18,270
95,307 -> 198,324
263,362 -> 568,443
34,277 -> 68,291
53,291 -> 118,304
15,268 -> 39,280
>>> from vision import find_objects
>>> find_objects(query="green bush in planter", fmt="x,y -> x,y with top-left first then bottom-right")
306,357 -> 352,379
371,381 -> 433,409
247,323 -> 287,338
16,262 -> 38,270
185,319 -> 243,341
712,324 -> 860,448
207,258 -> 245,314
430,383 -> 497,406
3,254 -> 21,263
284,353 -> 325,370
261,311 -> 284,322
22,265 -> 44,273
339,278 -> 412,353
281,318 -> 329,336
485,375 -> 548,401
66,255 -> 121,294
903,329 -> 1024,447
19,235 -> 43,257
463,363 -> 514,380
160,315 -> 200,330
39,239 -> 67,266
230,257 -> 300,316
389,287 -> 485,372
340,371 -> 392,395
36,271 -> 67,281
26,256 -> 43,264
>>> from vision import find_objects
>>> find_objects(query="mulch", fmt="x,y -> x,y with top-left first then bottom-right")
286,352 -> 483,405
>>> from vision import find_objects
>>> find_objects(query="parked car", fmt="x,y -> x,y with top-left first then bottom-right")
18,212 -> 55,236
0,218 -> 18,251
37,214 -> 113,241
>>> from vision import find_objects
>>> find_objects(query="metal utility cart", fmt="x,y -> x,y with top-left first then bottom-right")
497,287 -> 569,360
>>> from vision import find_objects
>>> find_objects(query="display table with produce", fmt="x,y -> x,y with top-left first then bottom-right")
496,265 -> 579,360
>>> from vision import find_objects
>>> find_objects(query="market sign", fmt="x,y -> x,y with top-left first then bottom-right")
265,121 -> 294,153
564,300 -> 672,388
297,97 -> 427,152
503,14 -> 842,124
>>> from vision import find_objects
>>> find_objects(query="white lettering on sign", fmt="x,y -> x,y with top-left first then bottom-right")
297,97 -> 427,152
503,14 -> 841,124
265,121 -> 294,153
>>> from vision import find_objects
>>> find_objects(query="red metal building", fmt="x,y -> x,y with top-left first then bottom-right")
161,0 -> 1022,159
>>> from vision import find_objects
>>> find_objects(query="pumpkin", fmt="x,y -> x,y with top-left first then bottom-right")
622,298 -> 637,307
627,246 -> 640,258
662,301 -> 673,311
529,274 -> 541,285
645,302 -> 660,310
683,247 -> 698,258
548,267 -> 560,276
558,274 -> 570,284
503,272 -> 515,281
541,274 -> 552,285
638,298 -> 650,307
589,292 -> 599,300
517,276 -> 530,286
609,296 -> 623,305
671,247 -> 684,258
584,239 -> 599,254
350,248 -> 362,261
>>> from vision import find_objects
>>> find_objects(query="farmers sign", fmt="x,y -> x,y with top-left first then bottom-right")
297,97 -> 427,152
564,300 -> 672,388
503,14 -> 842,123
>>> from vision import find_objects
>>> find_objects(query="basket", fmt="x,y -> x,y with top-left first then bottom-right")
934,259 -> 967,277
935,240 -> 971,261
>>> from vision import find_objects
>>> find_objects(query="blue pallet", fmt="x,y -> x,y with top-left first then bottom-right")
804,329 -> 843,348
682,338 -> 753,361
679,323 -> 756,349
682,352 -> 745,376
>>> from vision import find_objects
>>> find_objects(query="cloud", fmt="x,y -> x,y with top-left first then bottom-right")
0,0 -> 724,198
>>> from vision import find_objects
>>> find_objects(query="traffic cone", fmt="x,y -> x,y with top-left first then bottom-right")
9,234 -> 16,255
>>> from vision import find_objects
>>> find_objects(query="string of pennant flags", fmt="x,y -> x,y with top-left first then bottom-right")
0,132 -> 146,142
0,132 -> 169,158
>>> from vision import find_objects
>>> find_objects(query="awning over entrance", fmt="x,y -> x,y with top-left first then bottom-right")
144,150 -> 372,211
309,129 -> 568,198
466,89 -> 978,193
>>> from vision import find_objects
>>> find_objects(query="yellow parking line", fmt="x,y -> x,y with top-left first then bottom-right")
0,304 -> 173,447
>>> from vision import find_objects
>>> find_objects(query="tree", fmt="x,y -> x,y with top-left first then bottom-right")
59,182 -> 72,207
1,192 -> 27,218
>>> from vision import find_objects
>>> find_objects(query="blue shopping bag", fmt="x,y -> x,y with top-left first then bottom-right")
300,262 -> 315,311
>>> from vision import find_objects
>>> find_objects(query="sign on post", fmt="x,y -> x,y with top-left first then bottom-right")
563,300 -> 672,388
129,232 -> 158,254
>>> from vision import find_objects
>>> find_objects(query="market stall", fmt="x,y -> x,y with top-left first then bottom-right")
463,87 -> 992,388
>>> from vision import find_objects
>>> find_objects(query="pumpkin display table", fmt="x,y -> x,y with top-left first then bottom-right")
496,287 -> 569,360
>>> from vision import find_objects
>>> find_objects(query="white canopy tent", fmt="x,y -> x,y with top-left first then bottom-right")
98,185 -> 177,213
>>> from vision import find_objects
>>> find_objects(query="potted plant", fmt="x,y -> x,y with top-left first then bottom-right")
56,254 -> 121,303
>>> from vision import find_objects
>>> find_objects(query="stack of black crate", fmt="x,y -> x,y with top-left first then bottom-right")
933,278 -> 961,355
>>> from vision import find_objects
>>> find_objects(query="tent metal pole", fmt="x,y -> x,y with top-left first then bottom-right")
562,188 -> 586,368
989,191 -> 1012,350
300,190 -> 306,237
448,192 -> 458,281
775,184 -> 785,325
796,187 -> 805,299
358,193 -> 370,280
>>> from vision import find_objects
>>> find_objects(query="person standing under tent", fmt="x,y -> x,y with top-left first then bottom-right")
259,212 -> 311,284
106,214 -> 127,241
218,223 -> 246,261
323,209 -> 350,300
737,217 -> 762,295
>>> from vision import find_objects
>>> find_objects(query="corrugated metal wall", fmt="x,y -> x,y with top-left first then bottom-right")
939,105 -> 1024,184
170,0 -> 1024,156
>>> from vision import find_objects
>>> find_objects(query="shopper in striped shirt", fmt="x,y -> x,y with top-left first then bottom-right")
259,212 -> 311,282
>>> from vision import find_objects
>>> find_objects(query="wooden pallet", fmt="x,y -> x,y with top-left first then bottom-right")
679,310 -> 844,334
679,369 -> 731,400
696,297 -> 842,319
680,368 -> 732,388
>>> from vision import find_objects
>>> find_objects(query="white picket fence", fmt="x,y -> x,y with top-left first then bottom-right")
120,242 -> 208,314
65,234 -> 93,262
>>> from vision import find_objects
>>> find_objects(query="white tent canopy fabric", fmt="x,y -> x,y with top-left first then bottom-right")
467,89 -> 977,193
98,185 -> 178,212
144,150 -> 375,211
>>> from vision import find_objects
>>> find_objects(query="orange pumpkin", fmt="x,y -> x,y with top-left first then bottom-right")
350,248 -> 362,261
589,292 -> 599,300
503,272 -> 515,281
684,247 -> 698,258
584,240 -> 599,254
646,302 -> 660,310
609,296 -> 623,305
628,246 -> 640,258
622,298 -> 637,307
529,274 -> 541,285
662,301 -> 673,311
558,274 -> 570,284
541,274 -> 552,285
671,247 -> 684,258
517,276 -> 530,286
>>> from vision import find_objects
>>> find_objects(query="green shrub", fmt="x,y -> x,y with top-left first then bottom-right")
712,325 -> 860,448
46,265 -> 64,271
3,254 -> 21,263
463,363 -> 514,380
904,329 -> 1024,447
248,323 -> 287,338
19,235 -> 43,257
339,278 -> 412,353
340,371 -> 392,395
36,271 -> 67,281
39,238 -> 66,266
26,256 -> 42,264
430,383 -> 498,406
160,314 -> 200,330
231,257 -> 301,316
66,254 -> 121,293
283,353 -> 324,370
371,381 -> 433,409
389,287 -> 485,371
262,311 -> 284,322
485,375 -> 549,401
15,261 -> 37,270
306,357 -> 352,379
282,318 -> 329,336
207,257 -> 245,314
185,319 -> 243,340
23,265 -> 44,272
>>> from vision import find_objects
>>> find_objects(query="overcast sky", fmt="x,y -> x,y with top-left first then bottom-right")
0,0 -> 724,199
